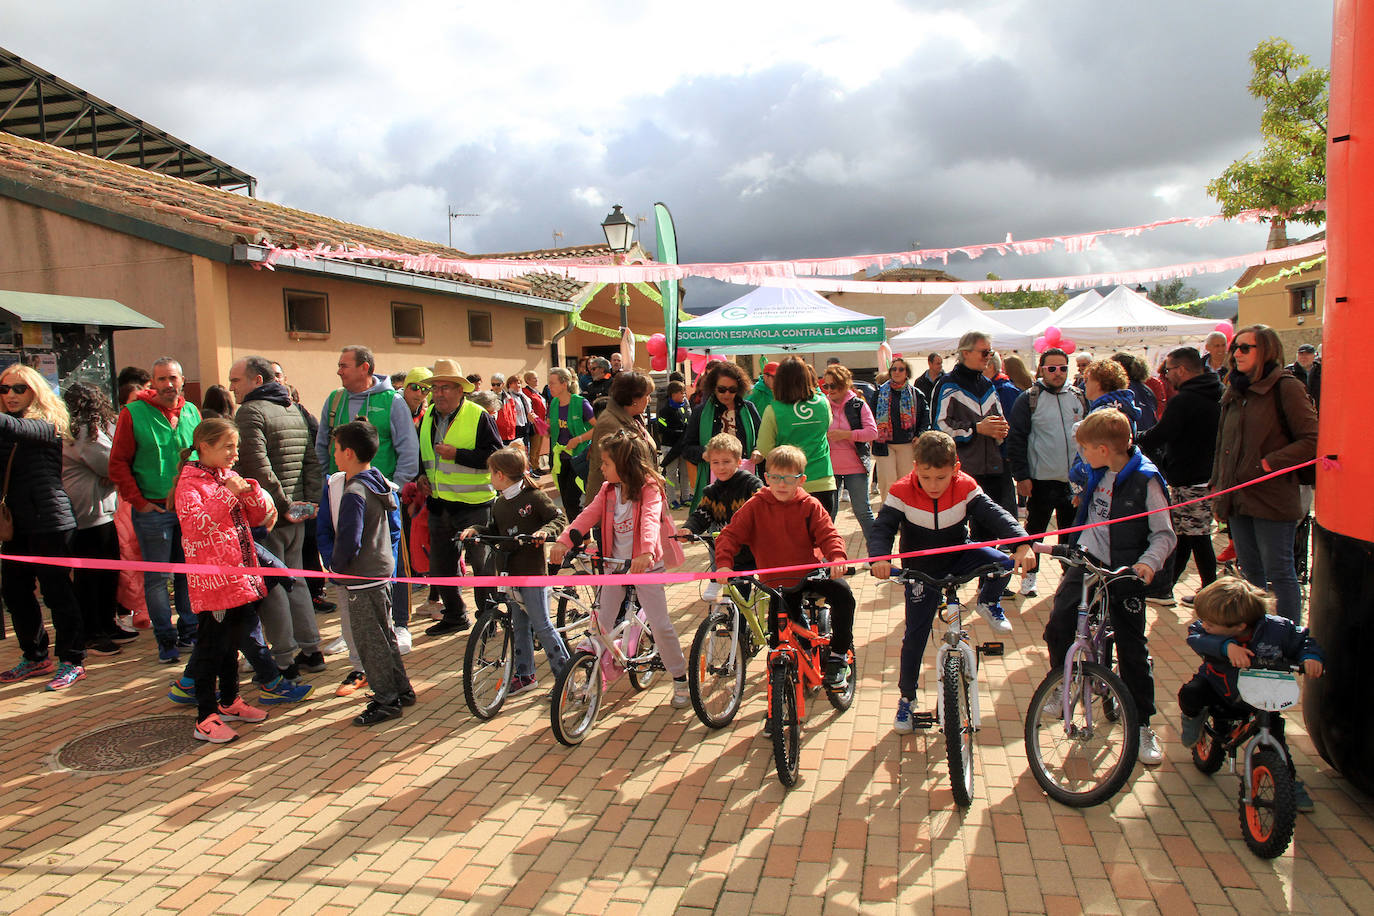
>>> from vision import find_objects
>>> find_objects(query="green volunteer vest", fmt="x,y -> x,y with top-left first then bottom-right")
328,388 -> 399,478
419,400 -> 494,504
772,393 -> 834,480
126,399 -> 201,501
554,395 -> 593,457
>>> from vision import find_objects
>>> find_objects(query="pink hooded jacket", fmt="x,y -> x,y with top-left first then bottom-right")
174,462 -> 276,612
557,480 -> 684,569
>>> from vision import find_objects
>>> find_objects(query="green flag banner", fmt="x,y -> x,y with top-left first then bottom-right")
654,202 -> 680,367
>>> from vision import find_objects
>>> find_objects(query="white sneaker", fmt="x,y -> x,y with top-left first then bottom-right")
670,680 -> 690,708
394,626 -> 412,655
702,581 -> 722,603
1018,571 -> 1038,597
975,602 -> 1013,634
324,637 -> 348,655
1138,726 -> 1163,766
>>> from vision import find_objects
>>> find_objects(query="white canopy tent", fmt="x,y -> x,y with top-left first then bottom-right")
888,294 -> 1036,354
1042,285 -> 1219,349
1028,290 -> 1102,333
993,306 -> 1053,333
676,285 -> 885,353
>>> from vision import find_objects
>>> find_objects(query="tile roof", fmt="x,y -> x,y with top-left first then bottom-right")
0,131 -> 602,303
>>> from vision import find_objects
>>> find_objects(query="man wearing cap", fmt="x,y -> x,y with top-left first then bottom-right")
1288,344 -> 1318,391
746,362 -> 779,414
401,367 -> 432,425
418,359 -> 503,636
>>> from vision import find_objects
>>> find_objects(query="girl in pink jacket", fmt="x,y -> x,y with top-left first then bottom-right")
174,418 -> 276,744
549,430 -> 689,708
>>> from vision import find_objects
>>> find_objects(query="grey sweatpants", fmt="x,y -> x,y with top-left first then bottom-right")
347,585 -> 411,705
259,523 -> 320,667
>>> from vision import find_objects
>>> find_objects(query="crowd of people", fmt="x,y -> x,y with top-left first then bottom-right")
0,325 -> 1325,791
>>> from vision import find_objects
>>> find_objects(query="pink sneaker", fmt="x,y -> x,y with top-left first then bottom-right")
217,697 -> 268,723
193,714 -> 239,743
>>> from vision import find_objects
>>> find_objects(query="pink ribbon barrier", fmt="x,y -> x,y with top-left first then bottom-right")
0,458 -> 1332,589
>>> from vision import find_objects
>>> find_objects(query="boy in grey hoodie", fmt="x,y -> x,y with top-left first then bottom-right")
318,421 -> 413,725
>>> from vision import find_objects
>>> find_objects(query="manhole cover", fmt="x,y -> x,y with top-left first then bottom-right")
52,716 -> 200,774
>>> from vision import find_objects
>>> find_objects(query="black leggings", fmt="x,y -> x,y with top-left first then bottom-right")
1171,535 -> 1218,589
188,604 -> 253,721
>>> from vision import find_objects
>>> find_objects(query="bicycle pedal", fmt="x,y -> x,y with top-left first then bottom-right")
911,711 -> 937,729
977,641 -> 1005,657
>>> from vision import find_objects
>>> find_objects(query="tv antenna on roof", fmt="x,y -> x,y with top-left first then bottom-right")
448,207 -> 479,248
553,230 -> 565,248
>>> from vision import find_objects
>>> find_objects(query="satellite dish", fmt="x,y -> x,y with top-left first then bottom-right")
905,311 -> 918,325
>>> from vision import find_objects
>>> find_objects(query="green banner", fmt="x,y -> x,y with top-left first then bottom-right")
677,319 -> 884,349
654,202 -> 680,366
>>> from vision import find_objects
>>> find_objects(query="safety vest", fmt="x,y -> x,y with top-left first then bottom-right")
419,400 -> 494,504
772,393 -> 834,480
127,399 -> 201,501
327,388 -> 399,478
554,394 -> 593,457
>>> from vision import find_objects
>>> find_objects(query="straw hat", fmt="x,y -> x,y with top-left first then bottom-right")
428,358 -> 475,392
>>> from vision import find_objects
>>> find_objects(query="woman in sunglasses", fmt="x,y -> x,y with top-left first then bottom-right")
755,356 -> 839,516
0,364 -> 87,690
677,360 -> 760,512
1211,324 -> 1317,624
873,356 -> 927,498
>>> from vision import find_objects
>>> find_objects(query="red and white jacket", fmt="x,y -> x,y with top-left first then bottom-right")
868,468 -> 1024,564
174,462 -> 277,612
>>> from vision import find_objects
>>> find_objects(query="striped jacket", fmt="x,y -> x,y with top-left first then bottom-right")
868,469 -> 1024,567
931,364 -> 1005,476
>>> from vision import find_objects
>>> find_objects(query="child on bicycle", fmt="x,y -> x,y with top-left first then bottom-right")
1043,408 -> 1176,766
461,446 -> 570,694
549,429 -> 690,708
677,433 -> 763,600
714,444 -> 854,689
1179,576 -> 1323,809
869,430 -> 1035,732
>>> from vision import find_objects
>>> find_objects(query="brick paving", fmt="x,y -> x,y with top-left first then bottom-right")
0,512 -> 1371,914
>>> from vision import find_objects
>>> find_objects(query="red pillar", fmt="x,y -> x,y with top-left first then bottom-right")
1305,0 -> 1374,792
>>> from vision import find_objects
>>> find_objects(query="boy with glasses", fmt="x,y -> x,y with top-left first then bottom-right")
1006,348 -> 1088,596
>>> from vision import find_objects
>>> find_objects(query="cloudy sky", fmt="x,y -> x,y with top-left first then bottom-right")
6,1 -> 1333,309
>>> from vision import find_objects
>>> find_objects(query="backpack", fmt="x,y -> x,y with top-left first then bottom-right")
1027,383 -> 1088,416
1272,376 -> 1317,486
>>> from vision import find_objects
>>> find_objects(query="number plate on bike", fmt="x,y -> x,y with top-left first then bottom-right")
1236,670 -> 1299,712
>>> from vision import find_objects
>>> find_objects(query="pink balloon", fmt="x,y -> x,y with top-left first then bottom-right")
1060,339 -> 1077,355
1043,326 -> 1062,346
645,333 -> 667,357
1033,335 -> 1048,354
1213,320 -> 1234,342
650,353 -> 668,371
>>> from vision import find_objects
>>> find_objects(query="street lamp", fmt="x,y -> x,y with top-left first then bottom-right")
601,205 -> 636,329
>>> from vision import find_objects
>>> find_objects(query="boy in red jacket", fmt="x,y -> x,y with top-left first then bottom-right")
715,445 -> 854,688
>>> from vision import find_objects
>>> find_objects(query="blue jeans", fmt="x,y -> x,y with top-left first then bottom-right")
897,547 -> 1010,698
835,471 -> 876,543
131,507 -> 196,647
512,586 -> 570,679
1229,514 -> 1301,623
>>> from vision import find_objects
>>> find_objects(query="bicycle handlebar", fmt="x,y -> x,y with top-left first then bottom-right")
1247,659 -> 1305,674
883,563 -> 1011,589
1032,542 -> 1139,582
464,533 -> 542,547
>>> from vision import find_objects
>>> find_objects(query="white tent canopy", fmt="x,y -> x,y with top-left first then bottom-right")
1028,290 -> 1102,333
993,306 -> 1053,333
1043,285 -> 1219,349
676,285 -> 885,353
888,294 -> 1035,354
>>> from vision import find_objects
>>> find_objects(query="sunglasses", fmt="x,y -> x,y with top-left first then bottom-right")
766,472 -> 804,483
716,385 -> 738,394
820,382 -> 837,390
406,383 -> 430,392
973,348 -> 993,358
1042,366 -> 1069,373
1230,342 -> 1257,354
0,383 -> 31,395
889,366 -> 908,373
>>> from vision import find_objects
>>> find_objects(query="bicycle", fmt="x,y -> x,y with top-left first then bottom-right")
1189,660 -> 1305,859
882,563 -> 1008,808
728,569 -> 857,788
460,533 -> 568,720
1024,543 -> 1142,807
675,532 -> 768,729
549,548 -> 665,746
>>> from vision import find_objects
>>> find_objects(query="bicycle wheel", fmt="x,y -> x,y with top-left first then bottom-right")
1190,715 -> 1227,775
462,609 -> 512,720
555,581 -> 595,633
551,650 -> 601,746
943,652 -> 975,808
1240,748 -> 1297,859
689,609 -> 746,728
770,660 -> 801,788
825,649 -> 857,712
1025,661 -> 1139,807
627,622 -> 659,691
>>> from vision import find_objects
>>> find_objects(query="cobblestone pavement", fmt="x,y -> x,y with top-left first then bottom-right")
0,512 -> 1370,915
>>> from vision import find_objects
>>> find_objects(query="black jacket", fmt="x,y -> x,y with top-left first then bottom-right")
0,412 -> 76,533
1137,371 -> 1223,487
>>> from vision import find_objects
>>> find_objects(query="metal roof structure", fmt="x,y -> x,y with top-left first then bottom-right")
0,47 -> 256,195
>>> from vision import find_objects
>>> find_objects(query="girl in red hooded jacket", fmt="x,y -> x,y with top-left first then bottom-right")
174,418 -> 277,744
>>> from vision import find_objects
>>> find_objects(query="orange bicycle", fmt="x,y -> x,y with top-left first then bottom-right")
728,570 -> 857,787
